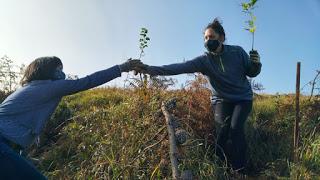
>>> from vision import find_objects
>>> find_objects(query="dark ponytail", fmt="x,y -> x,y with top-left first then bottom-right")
205,18 -> 226,42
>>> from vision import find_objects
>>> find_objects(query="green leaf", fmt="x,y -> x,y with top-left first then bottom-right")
250,0 -> 258,7
241,3 -> 249,11
252,15 -> 257,22
248,20 -> 254,27
249,26 -> 256,33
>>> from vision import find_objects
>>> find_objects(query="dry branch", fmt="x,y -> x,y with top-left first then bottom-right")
161,101 -> 180,179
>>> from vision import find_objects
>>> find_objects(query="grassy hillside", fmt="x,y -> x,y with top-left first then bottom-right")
25,83 -> 320,179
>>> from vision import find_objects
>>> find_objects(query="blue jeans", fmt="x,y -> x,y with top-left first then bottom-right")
212,100 -> 252,171
0,137 -> 47,180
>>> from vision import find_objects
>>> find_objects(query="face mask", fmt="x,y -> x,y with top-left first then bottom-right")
204,39 -> 220,52
52,69 -> 66,80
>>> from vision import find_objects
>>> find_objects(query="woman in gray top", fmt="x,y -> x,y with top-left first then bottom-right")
134,18 -> 262,173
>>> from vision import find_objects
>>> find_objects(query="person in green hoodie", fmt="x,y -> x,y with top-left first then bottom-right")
132,18 -> 262,172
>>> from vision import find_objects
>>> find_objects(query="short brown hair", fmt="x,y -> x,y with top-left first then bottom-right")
20,56 -> 63,86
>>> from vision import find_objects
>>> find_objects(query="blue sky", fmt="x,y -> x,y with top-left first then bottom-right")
0,0 -> 319,94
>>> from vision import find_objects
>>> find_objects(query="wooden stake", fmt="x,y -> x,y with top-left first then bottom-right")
294,62 -> 301,163
161,101 -> 179,179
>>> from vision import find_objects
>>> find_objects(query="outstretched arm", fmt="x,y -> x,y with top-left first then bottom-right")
138,56 -> 206,76
49,60 -> 142,97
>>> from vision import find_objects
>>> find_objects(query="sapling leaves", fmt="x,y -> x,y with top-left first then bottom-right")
241,0 -> 259,50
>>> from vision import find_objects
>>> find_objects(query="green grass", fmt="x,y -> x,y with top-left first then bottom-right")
26,87 -> 320,179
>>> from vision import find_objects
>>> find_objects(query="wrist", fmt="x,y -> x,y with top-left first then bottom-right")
118,64 -> 128,72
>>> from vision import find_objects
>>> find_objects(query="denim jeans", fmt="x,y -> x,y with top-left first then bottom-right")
212,100 -> 252,170
0,137 -> 47,180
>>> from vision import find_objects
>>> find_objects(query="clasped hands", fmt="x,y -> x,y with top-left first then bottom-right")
119,58 -> 149,74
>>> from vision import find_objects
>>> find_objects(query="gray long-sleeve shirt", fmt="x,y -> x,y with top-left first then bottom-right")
0,65 -> 121,148
147,45 -> 262,102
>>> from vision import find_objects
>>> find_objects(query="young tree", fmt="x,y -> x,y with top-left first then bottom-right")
0,55 -> 24,92
241,0 -> 259,51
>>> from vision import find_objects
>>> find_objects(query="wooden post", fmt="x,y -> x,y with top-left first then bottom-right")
161,101 -> 179,179
294,62 -> 301,163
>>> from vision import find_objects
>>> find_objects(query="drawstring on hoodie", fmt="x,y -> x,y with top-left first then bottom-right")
207,45 -> 226,73
219,56 -> 225,72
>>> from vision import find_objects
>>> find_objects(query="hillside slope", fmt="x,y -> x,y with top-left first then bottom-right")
26,87 -> 320,179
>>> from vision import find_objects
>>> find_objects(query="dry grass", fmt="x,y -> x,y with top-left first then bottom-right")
23,80 -> 320,179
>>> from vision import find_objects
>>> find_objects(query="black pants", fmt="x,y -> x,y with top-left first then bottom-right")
212,100 -> 252,170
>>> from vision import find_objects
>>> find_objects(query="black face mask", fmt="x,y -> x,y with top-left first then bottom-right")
52,69 -> 66,80
204,39 -> 220,52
